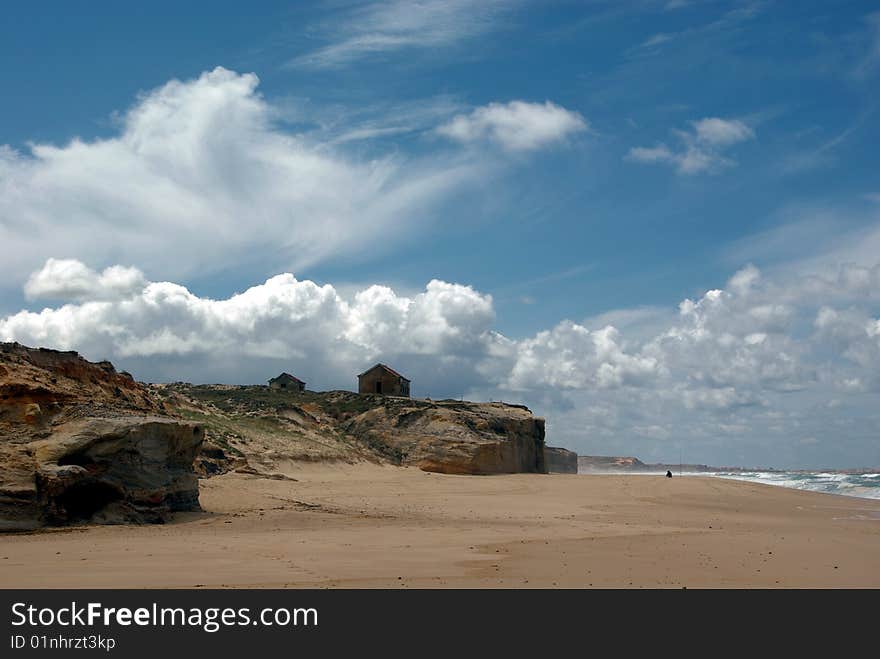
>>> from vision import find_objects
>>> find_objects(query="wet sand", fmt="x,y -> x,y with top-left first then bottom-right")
1,464 -> 879,588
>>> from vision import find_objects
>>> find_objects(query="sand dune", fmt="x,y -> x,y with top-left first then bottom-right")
1,464 -> 878,588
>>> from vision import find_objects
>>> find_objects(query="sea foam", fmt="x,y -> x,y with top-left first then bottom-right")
711,471 -> 880,500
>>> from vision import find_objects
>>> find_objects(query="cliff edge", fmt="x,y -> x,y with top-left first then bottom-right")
545,446 -> 578,473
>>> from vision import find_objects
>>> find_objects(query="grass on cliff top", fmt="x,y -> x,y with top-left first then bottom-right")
174,390 -> 394,463
159,383 -> 530,424
170,384 -> 314,410
165,384 -> 408,420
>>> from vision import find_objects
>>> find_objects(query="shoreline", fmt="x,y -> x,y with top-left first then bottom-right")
1,465 -> 878,588
577,471 -> 880,502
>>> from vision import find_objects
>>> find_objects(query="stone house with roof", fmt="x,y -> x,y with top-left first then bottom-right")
357,363 -> 410,397
268,372 -> 306,392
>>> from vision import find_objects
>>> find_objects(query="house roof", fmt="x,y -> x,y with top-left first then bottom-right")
357,363 -> 410,382
269,372 -> 305,384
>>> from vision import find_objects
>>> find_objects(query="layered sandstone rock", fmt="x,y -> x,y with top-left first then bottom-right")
545,446 -> 578,474
341,396 -> 547,475
0,343 -> 202,529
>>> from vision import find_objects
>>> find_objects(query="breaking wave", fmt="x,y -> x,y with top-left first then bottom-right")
711,471 -> 880,500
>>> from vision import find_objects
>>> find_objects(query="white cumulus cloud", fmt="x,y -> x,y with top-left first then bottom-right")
1,263 -> 502,391
627,117 -> 755,174
437,101 -> 588,151
24,258 -> 147,302
693,117 -> 754,146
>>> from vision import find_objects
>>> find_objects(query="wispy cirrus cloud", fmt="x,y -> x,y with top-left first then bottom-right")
317,95 -> 466,145
635,1 -> 765,53
779,109 -> 874,174
627,117 -> 755,174
854,11 -> 880,78
288,0 -> 517,69
640,32 -> 675,48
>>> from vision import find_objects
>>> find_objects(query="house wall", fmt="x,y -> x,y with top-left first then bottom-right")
269,379 -> 305,392
358,370 -> 409,397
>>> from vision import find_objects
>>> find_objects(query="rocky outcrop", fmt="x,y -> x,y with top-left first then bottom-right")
8,418 -> 202,529
577,454 -> 725,474
577,455 -> 648,472
341,396 -> 546,475
157,386 -> 548,476
0,343 -> 164,427
1,343 -> 203,529
545,446 -> 578,474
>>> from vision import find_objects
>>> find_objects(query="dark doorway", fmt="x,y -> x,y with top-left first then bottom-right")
375,381 -> 382,394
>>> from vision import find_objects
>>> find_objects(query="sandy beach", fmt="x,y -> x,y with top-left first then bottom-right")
1,464 -> 878,588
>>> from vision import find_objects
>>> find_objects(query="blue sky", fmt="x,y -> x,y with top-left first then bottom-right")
2,1 -> 879,468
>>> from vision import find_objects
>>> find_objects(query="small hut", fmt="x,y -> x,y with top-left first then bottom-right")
357,363 -> 410,397
268,372 -> 306,392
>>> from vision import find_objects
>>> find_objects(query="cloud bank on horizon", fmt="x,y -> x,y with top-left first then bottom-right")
3,254 -> 880,468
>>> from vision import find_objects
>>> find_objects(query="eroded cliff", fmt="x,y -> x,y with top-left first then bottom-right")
545,446 -> 578,474
343,397 -> 546,475
0,343 -> 203,529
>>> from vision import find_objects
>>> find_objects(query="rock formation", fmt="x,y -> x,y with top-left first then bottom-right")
1,342 -> 551,529
341,396 -> 546,475
545,446 -> 578,473
159,386 -> 547,476
0,343 -> 203,529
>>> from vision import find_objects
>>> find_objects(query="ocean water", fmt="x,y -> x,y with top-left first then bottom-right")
710,471 -> 880,500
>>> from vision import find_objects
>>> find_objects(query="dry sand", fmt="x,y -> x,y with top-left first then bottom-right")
1,464 -> 878,588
